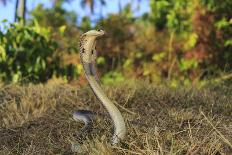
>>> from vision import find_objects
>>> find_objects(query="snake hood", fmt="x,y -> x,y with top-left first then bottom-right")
79,30 -> 104,64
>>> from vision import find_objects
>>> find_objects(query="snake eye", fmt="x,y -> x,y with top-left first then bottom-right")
97,29 -> 101,32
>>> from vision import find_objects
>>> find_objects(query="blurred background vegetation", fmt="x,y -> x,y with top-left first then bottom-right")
0,0 -> 231,86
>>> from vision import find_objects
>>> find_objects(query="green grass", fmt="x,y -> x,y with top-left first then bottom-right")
0,80 -> 231,154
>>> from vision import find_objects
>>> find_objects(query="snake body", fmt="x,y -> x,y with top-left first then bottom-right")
73,30 -> 126,144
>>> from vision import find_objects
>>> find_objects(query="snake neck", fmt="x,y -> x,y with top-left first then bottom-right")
84,71 -> 126,144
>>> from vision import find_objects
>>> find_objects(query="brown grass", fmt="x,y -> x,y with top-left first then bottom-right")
0,80 -> 231,155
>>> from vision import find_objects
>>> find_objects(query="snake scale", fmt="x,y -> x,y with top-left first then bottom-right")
73,30 -> 126,144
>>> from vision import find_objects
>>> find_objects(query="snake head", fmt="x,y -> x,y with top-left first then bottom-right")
84,29 -> 105,37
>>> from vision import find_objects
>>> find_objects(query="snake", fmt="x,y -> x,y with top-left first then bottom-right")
73,30 -> 126,144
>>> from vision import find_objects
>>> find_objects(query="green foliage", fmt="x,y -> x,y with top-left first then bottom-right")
179,58 -> 198,71
102,71 -> 125,84
93,2 -> 201,85
80,16 -> 91,31
200,0 -> 232,69
0,20 -> 78,83
30,3 -> 77,28
152,52 -> 166,62
150,0 -> 194,32
1,0 -> 232,85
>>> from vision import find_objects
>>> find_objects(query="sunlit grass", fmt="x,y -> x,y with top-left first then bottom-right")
0,80 -> 231,154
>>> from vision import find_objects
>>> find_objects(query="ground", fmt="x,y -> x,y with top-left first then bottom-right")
0,80 -> 231,155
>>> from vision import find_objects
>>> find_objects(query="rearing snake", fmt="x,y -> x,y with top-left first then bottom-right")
73,30 -> 126,144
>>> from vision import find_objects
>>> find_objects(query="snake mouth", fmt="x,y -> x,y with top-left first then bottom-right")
96,31 -> 105,38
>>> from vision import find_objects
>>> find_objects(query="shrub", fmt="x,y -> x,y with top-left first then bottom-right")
0,20 -> 78,83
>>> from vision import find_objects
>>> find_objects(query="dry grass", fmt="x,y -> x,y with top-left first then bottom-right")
0,80 -> 231,155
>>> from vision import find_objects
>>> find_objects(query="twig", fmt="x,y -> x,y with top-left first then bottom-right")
201,111 -> 232,148
114,101 -> 137,115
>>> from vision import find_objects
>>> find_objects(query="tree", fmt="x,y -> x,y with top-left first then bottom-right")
15,0 -> 27,22
0,0 -> 26,22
